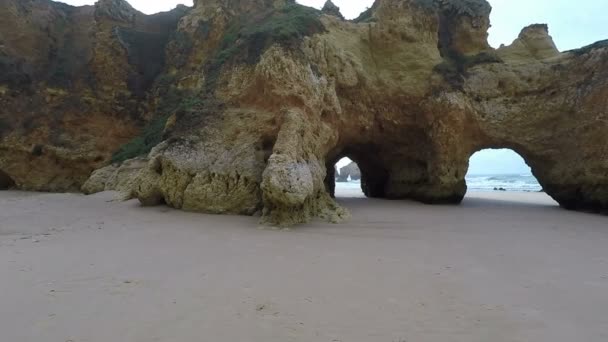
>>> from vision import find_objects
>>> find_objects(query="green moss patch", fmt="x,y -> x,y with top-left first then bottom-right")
223,3 -> 323,62
112,3 -> 325,163
111,89 -> 203,163
352,7 -> 375,23
567,39 -> 608,56
208,2 -> 324,75
111,114 -> 171,163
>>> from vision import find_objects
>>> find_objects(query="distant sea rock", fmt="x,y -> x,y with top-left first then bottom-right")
336,162 -> 361,182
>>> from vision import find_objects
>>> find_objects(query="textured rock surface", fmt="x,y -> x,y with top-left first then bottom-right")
321,0 -> 344,20
1,0 -> 607,225
497,24 -> 559,61
0,0 -> 187,191
81,157 -> 146,194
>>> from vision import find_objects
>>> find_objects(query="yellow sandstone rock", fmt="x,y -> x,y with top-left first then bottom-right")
1,0 -> 606,225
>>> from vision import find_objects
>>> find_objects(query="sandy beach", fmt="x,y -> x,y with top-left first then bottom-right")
1,190 -> 607,342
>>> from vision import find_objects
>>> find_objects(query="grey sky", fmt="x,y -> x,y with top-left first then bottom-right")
467,149 -> 531,175
57,0 -> 607,174
297,0 -> 608,50
58,0 -> 608,50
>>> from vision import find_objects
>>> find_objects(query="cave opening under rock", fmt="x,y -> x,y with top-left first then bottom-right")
325,145 -> 390,199
331,157 -> 364,198
465,148 -> 543,193
0,169 -> 16,190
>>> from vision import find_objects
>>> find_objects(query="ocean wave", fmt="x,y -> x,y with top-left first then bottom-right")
335,175 -> 543,192
465,174 -> 541,192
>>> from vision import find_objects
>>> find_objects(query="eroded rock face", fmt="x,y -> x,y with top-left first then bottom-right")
322,0 -> 344,20
497,24 -> 559,61
0,0 -> 187,191
81,157 -> 147,195
2,0 -> 607,224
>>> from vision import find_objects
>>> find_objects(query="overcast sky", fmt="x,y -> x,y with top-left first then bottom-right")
59,0 -> 606,174
59,0 -> 608,50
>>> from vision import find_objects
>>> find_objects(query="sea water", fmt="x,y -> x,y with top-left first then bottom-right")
335,174 -> 543,193
465,174 -> 542,192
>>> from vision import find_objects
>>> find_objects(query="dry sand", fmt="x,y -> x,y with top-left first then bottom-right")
1,190 -> 607,342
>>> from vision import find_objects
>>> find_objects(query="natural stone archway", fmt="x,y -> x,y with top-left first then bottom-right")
0,169 -> 15,190
325,145 -> 391,200
336,161 -> 360,183
461,141 -> 602,208
101,0 -> 608,223
332,158 -> 366,198
465,148 -> 542,192
1,0 -> 607,226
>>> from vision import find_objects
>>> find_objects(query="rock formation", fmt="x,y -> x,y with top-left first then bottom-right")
321,0 -> 344,20
1,0 -> 607,225
0,0 -> 187,191
81,157 -> 147,195
336,162 -> 361,183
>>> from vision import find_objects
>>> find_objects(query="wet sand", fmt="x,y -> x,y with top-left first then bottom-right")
1,190 -> 607,342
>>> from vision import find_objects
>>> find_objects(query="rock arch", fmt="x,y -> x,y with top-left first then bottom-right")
324,146 -> 389,199
37,0 -> 603,226
465,148 -> 542,192
460,139 -> 604,211
125,0 -> 608,226
335,162 -> 360,183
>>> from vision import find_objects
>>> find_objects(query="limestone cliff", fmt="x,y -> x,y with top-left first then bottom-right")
1,0 -> 607,225
0,0 -> 187,191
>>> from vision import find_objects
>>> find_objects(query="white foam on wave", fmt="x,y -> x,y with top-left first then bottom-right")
335,174 -> 543,193
466,174 -> 542,192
